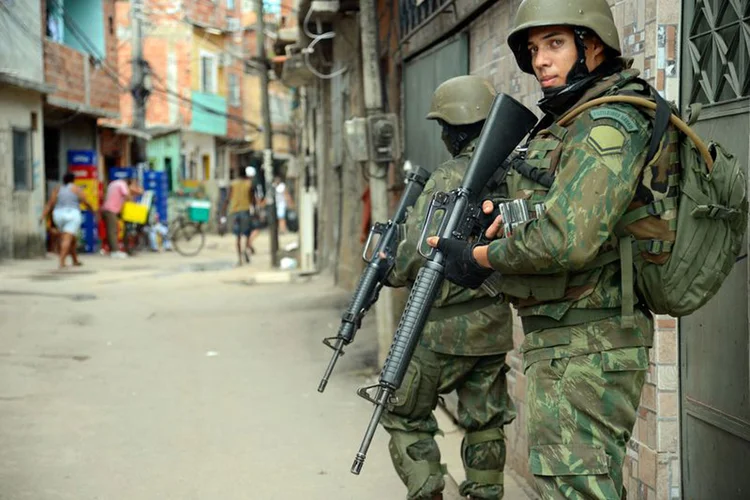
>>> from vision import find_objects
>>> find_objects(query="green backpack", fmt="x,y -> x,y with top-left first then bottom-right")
560,91 -> 748,324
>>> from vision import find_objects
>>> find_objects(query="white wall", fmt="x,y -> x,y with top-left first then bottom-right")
181,131 -> 215,181
0,86 -> 45,259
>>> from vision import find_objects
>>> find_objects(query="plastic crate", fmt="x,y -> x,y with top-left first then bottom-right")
187,200 -> 211,223
121,202 -> 149,224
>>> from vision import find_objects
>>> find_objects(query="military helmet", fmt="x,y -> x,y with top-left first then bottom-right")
426,75 -> 496,126
507,0 -> 621,74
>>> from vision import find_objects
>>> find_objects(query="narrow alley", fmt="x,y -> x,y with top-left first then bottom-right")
0,235 -> 535,499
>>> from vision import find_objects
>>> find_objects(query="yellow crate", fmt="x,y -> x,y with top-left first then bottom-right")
121,201 -> 149,224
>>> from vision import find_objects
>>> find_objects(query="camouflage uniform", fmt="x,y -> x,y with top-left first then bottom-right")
382,76 -> 516,500
482,1 -> 657,497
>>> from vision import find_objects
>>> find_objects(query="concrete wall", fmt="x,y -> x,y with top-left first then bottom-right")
0,86 -> 46,259
0,0 -> 45,85
181,130 -> 215,181
328,16 -> 367,290
56,117 -> 98,180
466,0 -> 683,497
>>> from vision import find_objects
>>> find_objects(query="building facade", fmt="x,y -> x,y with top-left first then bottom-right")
1,0 -> 55,259
42,0 -> 121,182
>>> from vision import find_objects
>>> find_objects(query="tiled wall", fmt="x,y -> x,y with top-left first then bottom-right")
468,1 -> 683,498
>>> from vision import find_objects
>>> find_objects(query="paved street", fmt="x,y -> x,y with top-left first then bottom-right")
0,233 -> 533,500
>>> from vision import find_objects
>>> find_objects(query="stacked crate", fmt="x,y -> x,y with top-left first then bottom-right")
68,150 -> 99,253
143,170 -> 168,223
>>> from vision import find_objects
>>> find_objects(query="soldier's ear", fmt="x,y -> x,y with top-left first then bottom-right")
584,34 -> 605,58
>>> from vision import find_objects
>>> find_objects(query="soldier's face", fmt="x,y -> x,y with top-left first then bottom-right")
527,26 -> 605,89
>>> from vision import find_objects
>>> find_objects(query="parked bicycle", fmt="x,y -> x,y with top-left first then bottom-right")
168,200 -> 210,257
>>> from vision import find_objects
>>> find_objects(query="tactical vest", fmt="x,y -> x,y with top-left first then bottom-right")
496,68 -> 680,321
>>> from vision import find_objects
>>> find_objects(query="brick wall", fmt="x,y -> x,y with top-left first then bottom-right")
116,1 -> 194,129
467,1 -> 683,497
187,0 -> 227,29
43,0 -> 120,115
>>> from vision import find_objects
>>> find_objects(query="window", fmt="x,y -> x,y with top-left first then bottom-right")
687,0 -> 750,104
229,74 -> 241,107
226,0 -> 235,10
200,53 -> 217,93
13,130 -> 32,190
270,94 -> 291,124
46,2 -> 64,42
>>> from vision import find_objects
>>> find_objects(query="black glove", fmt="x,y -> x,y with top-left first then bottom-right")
436,238 -> 493,289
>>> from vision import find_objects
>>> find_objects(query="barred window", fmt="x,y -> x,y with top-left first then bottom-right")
687,0 -> 750,104
13,130 -> 32,191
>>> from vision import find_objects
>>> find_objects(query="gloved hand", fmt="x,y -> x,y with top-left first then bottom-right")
434,238 -> 493,289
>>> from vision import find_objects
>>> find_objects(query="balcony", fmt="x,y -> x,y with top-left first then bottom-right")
43,0 -> 119,116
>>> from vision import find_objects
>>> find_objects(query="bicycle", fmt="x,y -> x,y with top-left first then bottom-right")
168,209 -> 206,257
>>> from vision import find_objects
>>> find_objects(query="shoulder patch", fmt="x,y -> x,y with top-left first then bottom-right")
590,108 -> 639,132
586,125 -> 625,157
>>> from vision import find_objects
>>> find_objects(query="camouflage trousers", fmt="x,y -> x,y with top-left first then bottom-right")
380,345 -> 516,500
524,320 -> 650,499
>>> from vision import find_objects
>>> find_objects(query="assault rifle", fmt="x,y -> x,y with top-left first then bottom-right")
317,166 -> 432,393
350,94 -> 537,474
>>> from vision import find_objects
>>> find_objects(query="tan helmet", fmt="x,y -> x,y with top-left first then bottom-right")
426,75 -> 496,126
507,0 -> 621,74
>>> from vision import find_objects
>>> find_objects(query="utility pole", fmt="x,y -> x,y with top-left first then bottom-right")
255,0 -> 279,267
359,1 -> 393,364
131,0 -> 149,169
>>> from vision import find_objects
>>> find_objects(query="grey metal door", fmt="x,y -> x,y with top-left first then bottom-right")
680,1 -> 750,498
403,34 -> 469,173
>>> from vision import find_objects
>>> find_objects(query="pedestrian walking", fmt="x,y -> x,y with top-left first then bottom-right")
222,167 -> 257,265
272,175 -> 294,234
39,172 -> 95,269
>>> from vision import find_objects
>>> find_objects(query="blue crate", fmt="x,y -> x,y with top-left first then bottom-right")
68,150 -> 96,166
109,167 -> 137,181
81,210 -> 96,226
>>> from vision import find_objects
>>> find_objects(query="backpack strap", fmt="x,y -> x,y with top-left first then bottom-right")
557,95 -> 714,170
646,88 -> 672,167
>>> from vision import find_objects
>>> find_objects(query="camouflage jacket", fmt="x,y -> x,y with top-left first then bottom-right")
389,140 -> 514,356
487,68 -> 657,353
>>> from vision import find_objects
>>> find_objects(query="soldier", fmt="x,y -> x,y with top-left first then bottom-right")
429,0 -> 664,498
382,75 -> 516,500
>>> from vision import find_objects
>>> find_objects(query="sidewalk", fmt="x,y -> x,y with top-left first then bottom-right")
0,230 -> 300,286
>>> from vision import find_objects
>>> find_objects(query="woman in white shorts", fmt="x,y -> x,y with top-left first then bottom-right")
40,172 -> 95,269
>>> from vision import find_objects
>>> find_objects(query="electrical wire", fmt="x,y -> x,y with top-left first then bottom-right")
148,71 -> 261,130
301,5 -> 348,80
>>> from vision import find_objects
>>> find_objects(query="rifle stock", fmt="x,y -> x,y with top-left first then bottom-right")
350,94 -> 537,474
317,166 -> 431,393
